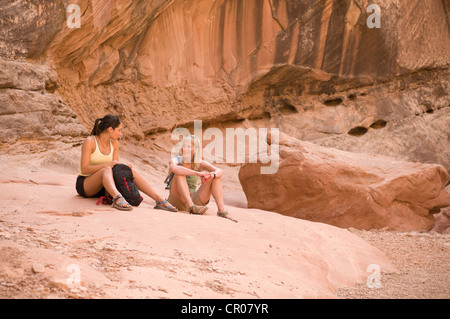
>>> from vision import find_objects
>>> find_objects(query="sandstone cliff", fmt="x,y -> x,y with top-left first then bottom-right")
1,0 -> 449,170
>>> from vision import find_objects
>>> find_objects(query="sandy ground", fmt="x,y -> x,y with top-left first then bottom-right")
336,228 -> 450,298
0,143 -> 448,299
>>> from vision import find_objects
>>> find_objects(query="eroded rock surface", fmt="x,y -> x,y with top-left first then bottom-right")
239,132 -> 450,231
2,1 -> 447,165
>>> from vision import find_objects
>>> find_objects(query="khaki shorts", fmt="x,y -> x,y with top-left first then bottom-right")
168,191 -> 209,212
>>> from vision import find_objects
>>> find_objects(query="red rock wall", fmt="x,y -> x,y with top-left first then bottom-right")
0,0 -> 449,170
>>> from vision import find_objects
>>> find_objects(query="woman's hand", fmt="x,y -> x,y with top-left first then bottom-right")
108,160 -> 120,168
196,171 -> 209,183
199,172 -> 214,184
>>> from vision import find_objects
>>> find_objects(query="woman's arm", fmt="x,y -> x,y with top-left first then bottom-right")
169,157 -> 207,177
113,139 -> 134,171
112,139 -> 119,162
80,137 -> 118,175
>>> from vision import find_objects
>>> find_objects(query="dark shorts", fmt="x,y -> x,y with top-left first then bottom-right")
76,175 -> 105,198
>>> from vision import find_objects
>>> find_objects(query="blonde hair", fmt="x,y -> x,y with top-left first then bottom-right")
180,135 -> 201,171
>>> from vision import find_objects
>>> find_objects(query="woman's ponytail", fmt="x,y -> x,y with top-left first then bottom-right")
91,118 -> 102,136
90,115 -> 121,136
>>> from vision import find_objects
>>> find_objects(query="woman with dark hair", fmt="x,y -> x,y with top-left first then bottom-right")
76,114 -> 177,212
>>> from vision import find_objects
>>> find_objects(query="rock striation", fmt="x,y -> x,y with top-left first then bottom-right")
0,0 -> 449,168
0,58 -> 86,147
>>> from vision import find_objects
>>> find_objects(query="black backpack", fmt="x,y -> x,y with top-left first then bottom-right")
112,164 -> 143,206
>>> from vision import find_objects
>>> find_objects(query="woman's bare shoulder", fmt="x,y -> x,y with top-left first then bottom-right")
82,136 -> 95,150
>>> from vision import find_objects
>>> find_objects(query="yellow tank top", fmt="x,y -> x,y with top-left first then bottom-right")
79,136 -> 114,176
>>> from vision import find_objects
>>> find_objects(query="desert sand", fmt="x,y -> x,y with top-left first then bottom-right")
0,142 -> 448,300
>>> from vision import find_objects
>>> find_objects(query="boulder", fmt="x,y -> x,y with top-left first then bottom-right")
431,185 -> 450,234
239,133 -> 450,231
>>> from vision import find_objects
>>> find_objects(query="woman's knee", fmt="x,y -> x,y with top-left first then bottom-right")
171,174 -> 189,194
100,165 -> 113,176
173,173 -> 186,180
172,174 -> 187,185
130,167 -> 138,177
100,166 -> 113,177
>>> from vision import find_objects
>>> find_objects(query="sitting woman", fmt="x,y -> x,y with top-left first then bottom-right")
167,135 -> 237,222
76,114 -> 177,212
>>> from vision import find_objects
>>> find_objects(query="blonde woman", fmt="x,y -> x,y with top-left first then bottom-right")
167,135 -> 237,222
